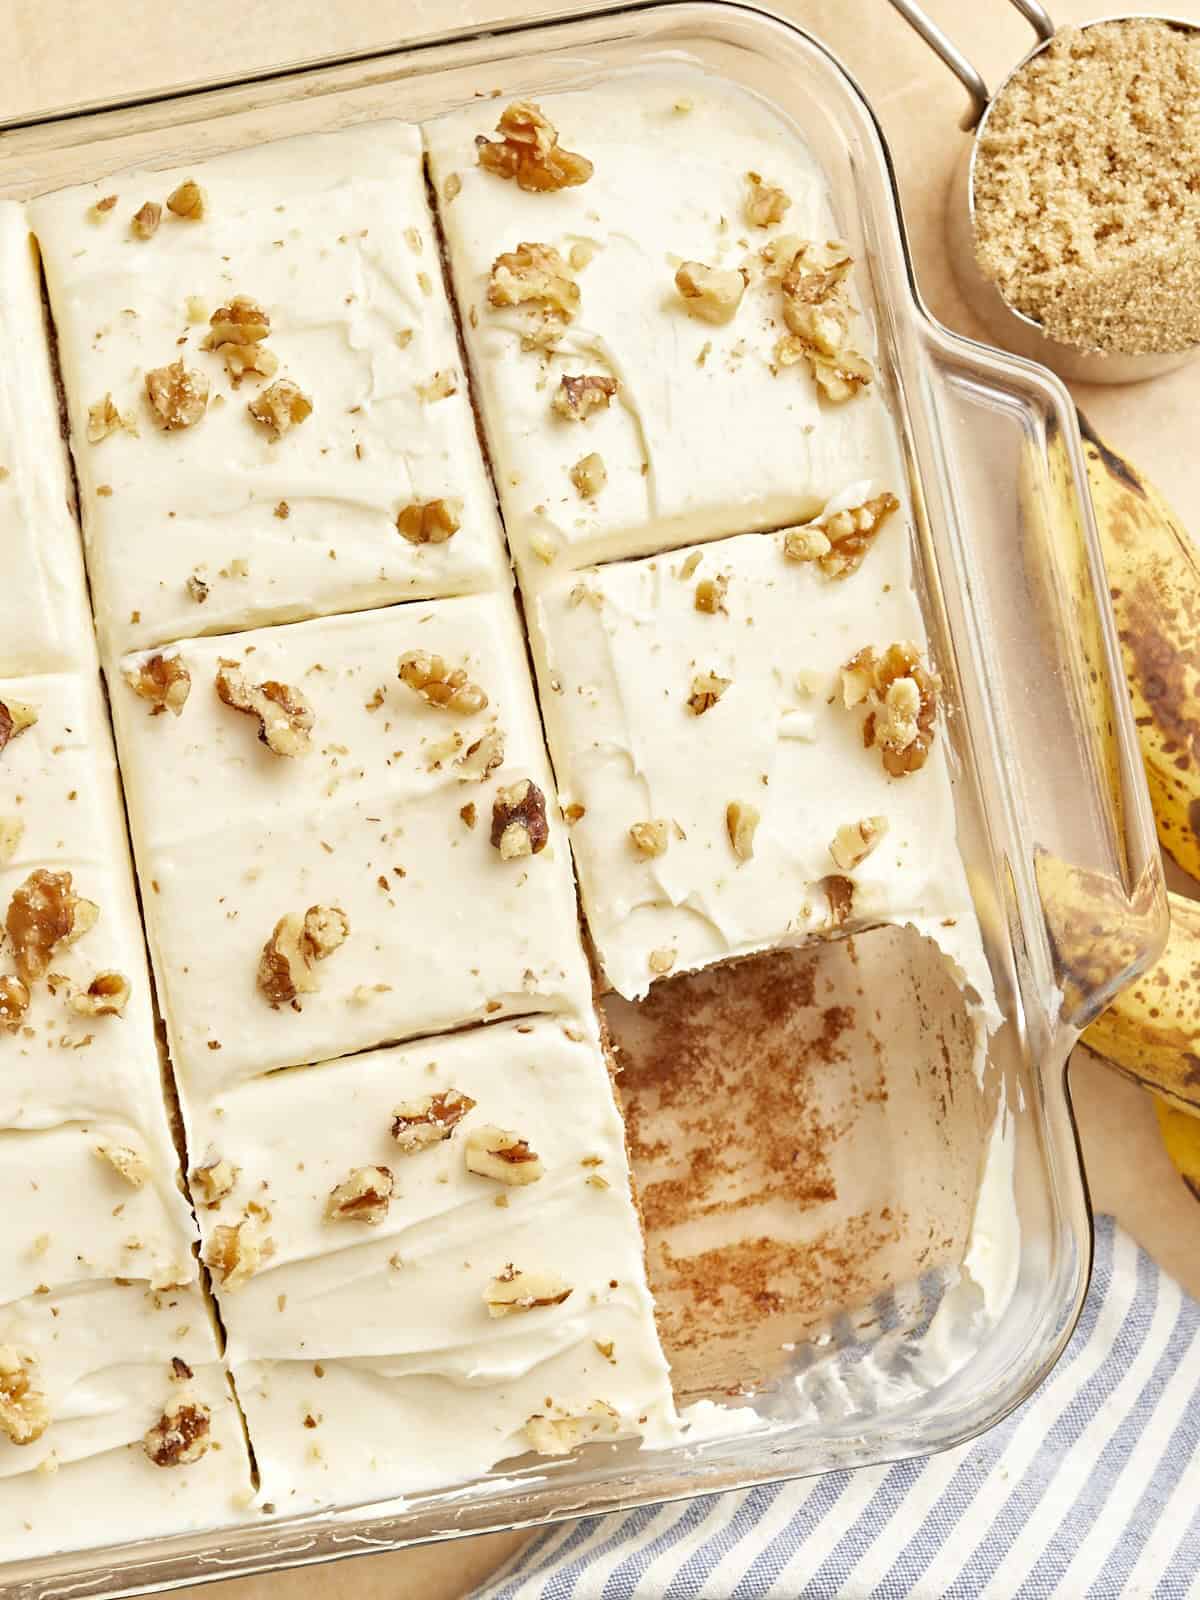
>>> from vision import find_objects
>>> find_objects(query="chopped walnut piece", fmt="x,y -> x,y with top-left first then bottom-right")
248,378 -> 312,438
820,873 -> 855,928
131,200 -> 162,239
145,359 -> 209,431
726,801 -> 760,861
88,194 -> 118,221
257,905 -> 349,1007
464,1125 -> 545,1186
524,1400 -> 622,1457
94,1140 -> 148,1187
416,369 -> 458,402
817,493 -> 900,579
187,572 -> 209,604
143,1398 -> 212,1467
397,651 -> 488,715
552,374 -> 618,421
0,975 -> 30,1033
686,672 -> 730,716
191,1156 -> 239,1208
781,524 -> 831,564
840,643 -> 939,776
325,1165 -> 394,1224
0,817 -> 22,866
674,260 -> 747,325
0,697 -> 37,755
218,342 -> 279,387
443,172 -> 462,202
72,971 -> 131,1018
123,653 -> 191,718
487,242 -> 579,322
491,779 -> 549,860
776,241 -> 873,401
694,574 -> 728,614
215,665 -> 314,756
629,820 -> 669,859
6,869 -> 99,985
205,295 -> 269,348
475,100 -> 593,193
205,1204 -> 275,1289
87,393 -> 135,443
391,1088 -> 476,1153
648,947 -> 676,975
830,815 -> 889,871
484,1264 -> 572,1318
569,452 -> 607,498
0,1348 -> 49,1446
744,171 -> 792,228
456,725 -> 505,782
396,498 -> 462,545
165,179 -> 206,221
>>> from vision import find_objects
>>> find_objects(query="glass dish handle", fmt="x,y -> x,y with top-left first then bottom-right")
915,325 -> 1168,1038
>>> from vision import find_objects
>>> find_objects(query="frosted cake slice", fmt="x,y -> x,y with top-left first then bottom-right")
0,206 -> 93,677
184,1014 -> 678,1514
0,1283 -> 251,1560
424,78 -> 895,581
527,507 -> 995,1005
112,595 -> 591,1102
30,123 -> 508,658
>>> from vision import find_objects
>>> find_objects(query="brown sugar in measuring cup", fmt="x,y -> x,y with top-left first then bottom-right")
889,0 -> 1200,383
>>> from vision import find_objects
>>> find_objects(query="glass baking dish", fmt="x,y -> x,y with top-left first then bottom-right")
0,3 -> 1166,1594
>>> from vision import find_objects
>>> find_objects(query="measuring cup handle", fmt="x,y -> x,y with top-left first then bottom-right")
885,0 -> 1056,129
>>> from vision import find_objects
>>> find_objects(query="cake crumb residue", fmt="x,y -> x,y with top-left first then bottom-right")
973,20 -> 1200,355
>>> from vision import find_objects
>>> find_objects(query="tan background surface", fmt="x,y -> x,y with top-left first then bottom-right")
6,2 -> 1199,1594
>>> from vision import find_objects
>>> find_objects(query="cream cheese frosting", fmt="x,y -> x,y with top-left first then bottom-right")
187,1014 -> 677,1513
0,672 -> 251,1552
527,514 -> 996,1007
0,1283 -> 251,1559
424,77 -> 895,582
111,596 -> 592,1101
0,206 -> 94,677
29,124 -> 508,658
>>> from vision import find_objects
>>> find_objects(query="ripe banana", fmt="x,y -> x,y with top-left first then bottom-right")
1078,415 -> 1200,883
1154,1096 -> 1200,1201
1080,887 -> 1200,1118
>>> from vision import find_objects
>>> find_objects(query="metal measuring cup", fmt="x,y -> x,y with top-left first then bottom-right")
888,0 -> 1200,384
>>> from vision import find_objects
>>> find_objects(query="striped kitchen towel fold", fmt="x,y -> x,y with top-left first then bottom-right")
473,1217 -> 1200,1600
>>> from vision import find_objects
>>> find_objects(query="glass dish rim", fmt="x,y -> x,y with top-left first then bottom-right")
0,2 -> 1162,1592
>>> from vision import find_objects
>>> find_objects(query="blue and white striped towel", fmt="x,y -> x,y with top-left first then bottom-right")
473,1217 -> 1200,1599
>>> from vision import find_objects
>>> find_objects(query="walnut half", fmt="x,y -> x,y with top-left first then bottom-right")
552,374 -> 618,421
830,816 -> 889,871
464,1125 -> 545,1186
6,869 -> 99,985
475,101 -> 593,193
0,1347 -> 49,1446
325,1165 -> 394,1224
123,653 -> 191,717
143,1398 -> 212,1467
248,379 -> 312,439
484,1264 -> 572,1318
391,1088 -> 476,1152
396,498 -> 462,545
72,971 -> 131,1018
204,1203 -> 274,1290
487,243 -> 579,322
0,975 -> 30,1034
145,360 -> 209,431
840,643 -> 939,777
257,905 -> 349,1008
0,697 -> 37,755
491,779 -> 549,860
216,665 -> 313,756
674,261 -> 747,325
398,652 -> 488,715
